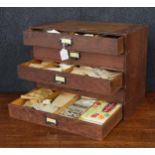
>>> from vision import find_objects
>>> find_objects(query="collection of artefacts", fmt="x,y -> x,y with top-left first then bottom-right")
8,21 -> 148,140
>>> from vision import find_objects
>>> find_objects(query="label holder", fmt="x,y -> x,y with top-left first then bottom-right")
69,51 -> 80,60
60,38 -> 72,46
54,75 -> 66,84
46,117 -> 57,126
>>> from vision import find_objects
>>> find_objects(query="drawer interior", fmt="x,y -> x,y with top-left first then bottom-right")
22,59 -> 74,73
36,82 -> 125,103
10,87 -> 122,127
21,59 -> 122,81
30,27 -> 123,39
18,60 -> 123,96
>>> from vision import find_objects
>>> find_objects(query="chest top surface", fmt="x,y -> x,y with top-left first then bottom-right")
28,21 -> 147,35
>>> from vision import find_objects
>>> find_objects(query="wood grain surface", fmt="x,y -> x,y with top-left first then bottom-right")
22,21 -> 148,119
17,61 -> 123,96
0,93 -> 155,148
24,29 -> 124,55
32,46 -> 125,71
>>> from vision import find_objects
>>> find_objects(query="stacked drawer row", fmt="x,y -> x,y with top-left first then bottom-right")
8,21 -> 148,140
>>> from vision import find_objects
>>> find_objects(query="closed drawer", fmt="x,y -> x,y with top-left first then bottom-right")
17,60 -> 123,96
8,88 -> 122,140
33,46 -> 125,71
24,28 -> 125,55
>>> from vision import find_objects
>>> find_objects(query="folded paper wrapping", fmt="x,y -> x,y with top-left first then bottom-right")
74,96 -> 96,108
46,63 -> 73,72
29,61 -> 73,72
80,100 -> 122,125
21,88 -> 59,103
28,61 -> 120,80
60,96 -> 97,118
49,92 -> 79,113
83,34 -> 94,37
45,29 -> 95,37
23,89 -> 96,117
71,66 -> 120,80
29,61 -> 55,69
46,29 -> 61,34
23,91 -> 79,114
22,88 -> 122,125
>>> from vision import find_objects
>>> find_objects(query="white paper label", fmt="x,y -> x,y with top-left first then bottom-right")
60,48 -> 69,61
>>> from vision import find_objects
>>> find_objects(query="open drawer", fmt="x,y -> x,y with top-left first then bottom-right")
33,46 -> 125,71
24,27 -> 125,56
8,87 -> 122,140
17,60 -> 123,96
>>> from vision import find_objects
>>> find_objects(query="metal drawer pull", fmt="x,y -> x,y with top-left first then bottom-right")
69,51 -> 80,59
54,75 -> 66,84
60,38 -> 72,46
46,117 -> 57,125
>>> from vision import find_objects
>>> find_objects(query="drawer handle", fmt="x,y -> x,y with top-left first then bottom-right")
46,117 -> 57,126
69,51 -> 80,60
54,75 -> 66,84
60,38 -> 72,46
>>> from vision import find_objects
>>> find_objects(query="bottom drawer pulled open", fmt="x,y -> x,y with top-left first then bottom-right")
8,87 -> 122,140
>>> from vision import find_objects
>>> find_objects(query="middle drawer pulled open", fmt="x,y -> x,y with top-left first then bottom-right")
18,60 -> 123,96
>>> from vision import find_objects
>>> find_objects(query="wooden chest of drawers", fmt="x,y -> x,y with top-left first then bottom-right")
8,21 -> 148,140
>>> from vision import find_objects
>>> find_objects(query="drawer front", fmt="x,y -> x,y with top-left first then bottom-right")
17,62 -> 123,96
24,30 -> 124,55
8,97 -> 122,140
33,47 -> 125,71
